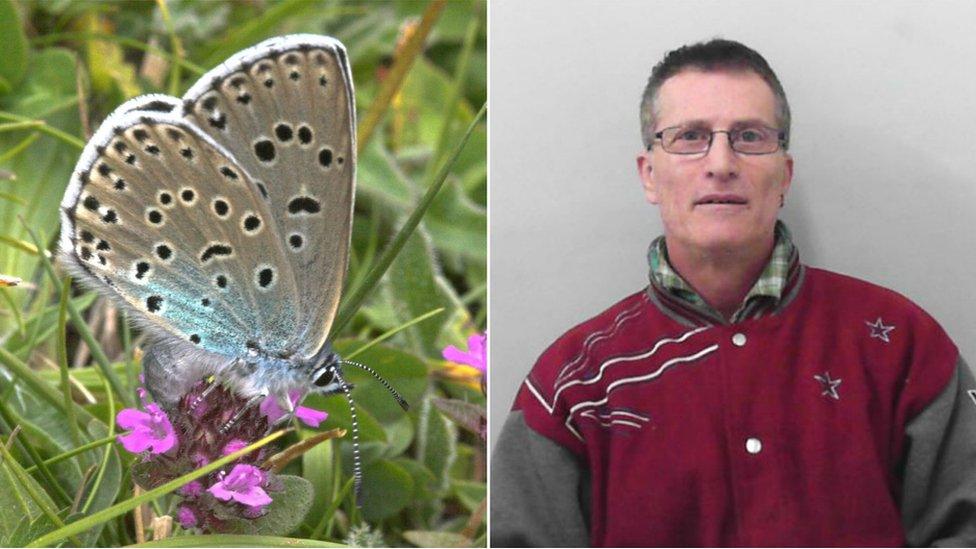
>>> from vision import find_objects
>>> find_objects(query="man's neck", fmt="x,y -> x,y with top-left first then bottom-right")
665,236 -> 775,320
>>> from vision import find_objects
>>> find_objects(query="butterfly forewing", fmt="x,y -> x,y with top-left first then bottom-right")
182,35 -> 356,359
60,113 -> 300,359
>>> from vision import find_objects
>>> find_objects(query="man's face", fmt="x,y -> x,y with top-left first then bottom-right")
637,69 -> 793,257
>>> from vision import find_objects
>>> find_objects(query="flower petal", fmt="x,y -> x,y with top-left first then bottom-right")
148,429 -> 177,454
260,395 -> 286,423
116,408 -> 150,430
207,481 -> 235,502
117,431 -> 154,453
295,406 -> 328,427
222,439 -> 247,456
233,485 -> 273,507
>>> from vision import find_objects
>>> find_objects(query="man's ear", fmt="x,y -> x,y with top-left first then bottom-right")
781,152 -> 794,197
637,151 -> 659,204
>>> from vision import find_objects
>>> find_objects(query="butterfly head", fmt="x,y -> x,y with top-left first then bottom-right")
309,351 -> 351,396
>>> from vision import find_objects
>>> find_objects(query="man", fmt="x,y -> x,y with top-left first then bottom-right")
491,39 -> 976,546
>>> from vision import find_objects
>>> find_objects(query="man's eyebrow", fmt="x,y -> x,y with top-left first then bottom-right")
668,117 -> 776,128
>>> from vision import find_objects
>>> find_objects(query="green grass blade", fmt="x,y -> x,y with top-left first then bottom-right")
357,0 -> 446,154
201,0 -> 328,67
0,112 -> 84,150
81,370 -> 115,513
423,5 -> 481,184
128,534 -> 346,547
24,436 -> 115,474
0,131 -> 40,163
0,442 -> 81,546
0,399 -> 74,508
0,286 -> 25,336
346,307 -> 444,360
310,477 -> 354,540
154,0 -> 184,96
21,223 -> 136,409
57,277 -> 82,450
0,346 -> 97,428
26,429 -> 289,547
331,101 -> 486,337
30,31 -> 206,76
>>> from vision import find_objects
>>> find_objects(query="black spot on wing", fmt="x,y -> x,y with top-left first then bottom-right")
200,244 -> 233,263
254,140 -> 275,162
288,196 -> 321,215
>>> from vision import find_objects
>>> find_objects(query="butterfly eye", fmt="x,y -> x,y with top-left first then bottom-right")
314,369 -> 335,387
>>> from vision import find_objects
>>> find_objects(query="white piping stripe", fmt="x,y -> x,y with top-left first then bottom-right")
579,411 -> 645,429
581,410 -> 650,422
554,301 -> 645,384
550,326 -> 709,406
523,378 -> 554,415
564,344 -> 719,437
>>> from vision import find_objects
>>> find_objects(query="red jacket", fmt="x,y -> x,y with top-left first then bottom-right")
514,266 -> 959,546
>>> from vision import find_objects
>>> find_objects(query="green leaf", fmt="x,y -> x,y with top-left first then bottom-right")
432,397 -> 485,439
385,228 -> 465,357
300,434 -> 334,530
127,534 -> 346,547
220,475 -> 313,537
0,442 -> 60,544
359,458 -> 413,522
76,421 -> 121,546
416,398 -> 456,493
451,480 -> 485,513
0,0 -> 28,92
392,457 -> 438,503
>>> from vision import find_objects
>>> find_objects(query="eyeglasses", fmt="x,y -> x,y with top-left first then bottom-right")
649,125 -> 788,155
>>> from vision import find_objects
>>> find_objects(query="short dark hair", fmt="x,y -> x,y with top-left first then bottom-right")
640,38 -> 791,149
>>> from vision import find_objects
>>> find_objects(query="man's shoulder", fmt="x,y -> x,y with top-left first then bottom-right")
803,266 -> 953,341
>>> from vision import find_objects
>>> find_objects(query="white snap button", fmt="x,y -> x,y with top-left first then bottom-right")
746,437 -> 762,454
732,333 -> 746,347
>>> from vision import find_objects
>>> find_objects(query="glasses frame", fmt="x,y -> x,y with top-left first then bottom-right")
648,125 -> 788,155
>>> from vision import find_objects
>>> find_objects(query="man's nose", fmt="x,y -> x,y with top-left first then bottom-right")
704,132 -> 738,181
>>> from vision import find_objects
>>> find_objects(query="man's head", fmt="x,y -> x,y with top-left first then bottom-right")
637,39 -> 793,258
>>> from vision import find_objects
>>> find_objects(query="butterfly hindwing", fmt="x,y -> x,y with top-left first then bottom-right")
182,35 -> 356,359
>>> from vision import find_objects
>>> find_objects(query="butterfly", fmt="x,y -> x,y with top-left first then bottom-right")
57,34 -> 406,499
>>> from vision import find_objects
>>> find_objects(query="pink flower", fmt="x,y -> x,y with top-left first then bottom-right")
116,403 -> 177,454
260,391 -> 328,427
443,333 -> 487,373
222,439 -> 247,456
207,464 -> 272,509
177,506 -> 197,528
178,481 -> 204,497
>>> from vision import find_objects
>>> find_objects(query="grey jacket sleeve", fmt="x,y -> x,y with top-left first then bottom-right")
490,411 -> 590,547
901,357 -> 976,547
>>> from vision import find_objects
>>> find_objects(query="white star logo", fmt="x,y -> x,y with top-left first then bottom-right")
814,372 -> 842,400
865,317 -> 895,343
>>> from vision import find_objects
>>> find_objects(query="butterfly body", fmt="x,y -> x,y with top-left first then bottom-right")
58,35 -> 357,409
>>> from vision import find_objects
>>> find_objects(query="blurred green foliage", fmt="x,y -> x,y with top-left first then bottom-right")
0,0 -> 485,546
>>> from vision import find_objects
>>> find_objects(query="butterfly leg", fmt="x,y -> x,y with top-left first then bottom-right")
218,392 -> 267,434
189,379 -> 220,411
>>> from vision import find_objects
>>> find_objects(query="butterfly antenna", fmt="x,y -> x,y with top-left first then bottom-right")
342,360 -> 410,411
341,382 -> 364,507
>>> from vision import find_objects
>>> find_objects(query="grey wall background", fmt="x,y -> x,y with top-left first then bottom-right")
489,0 -> 976,448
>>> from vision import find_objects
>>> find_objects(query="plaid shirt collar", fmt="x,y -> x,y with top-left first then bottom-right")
647,220 -> 799,324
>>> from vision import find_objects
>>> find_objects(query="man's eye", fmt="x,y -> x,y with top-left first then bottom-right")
738,129 -> 764,142
677,130 -> 706,141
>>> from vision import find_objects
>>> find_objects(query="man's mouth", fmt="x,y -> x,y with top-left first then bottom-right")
695,194 -> 748,206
